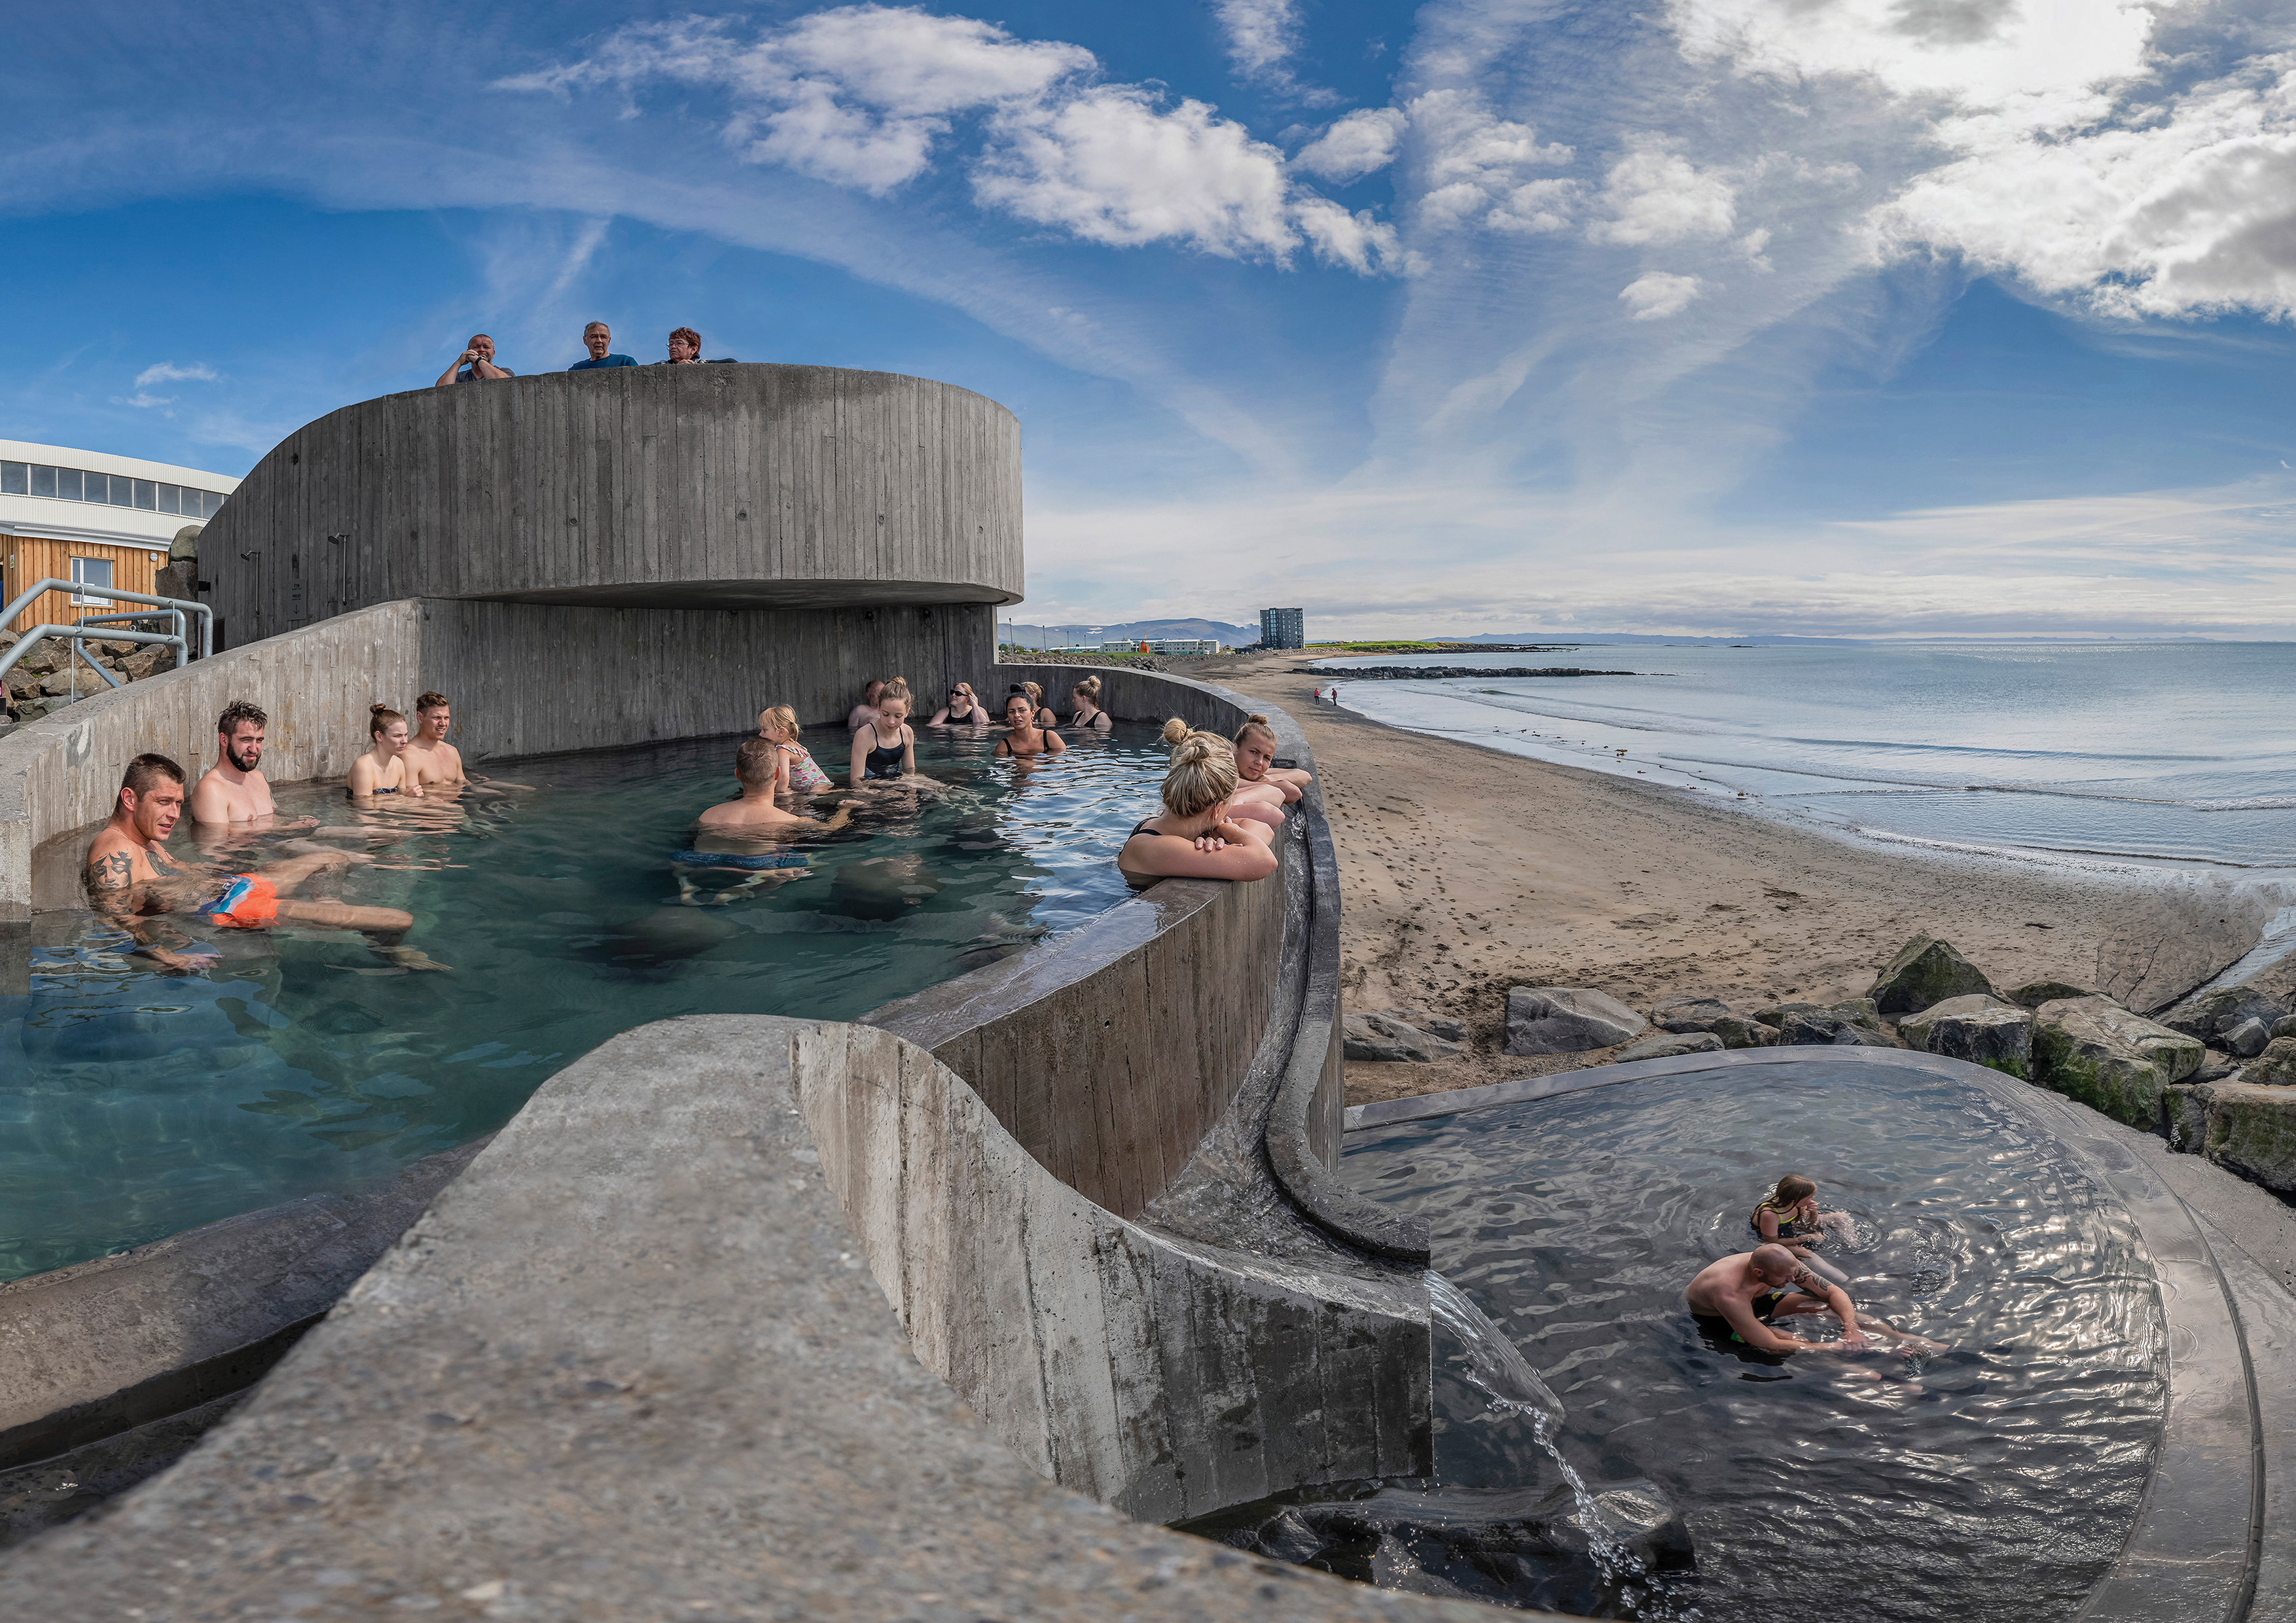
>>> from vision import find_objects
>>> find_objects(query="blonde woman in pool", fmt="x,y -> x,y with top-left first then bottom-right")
1117,733 -> 1279,889
1160,719 -> 1283,829
927,682 -> 988,728
1232,715 -> 1312,802
1067,675 -> 1113,732
347,705 -> 423,799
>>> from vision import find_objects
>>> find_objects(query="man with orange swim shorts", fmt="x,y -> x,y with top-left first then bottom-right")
87,753 -> 423,970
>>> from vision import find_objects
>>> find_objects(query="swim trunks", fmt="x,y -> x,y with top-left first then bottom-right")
205,874 -> 279,929
1691,1289 -> 1791,1346
671,849 -> 809,871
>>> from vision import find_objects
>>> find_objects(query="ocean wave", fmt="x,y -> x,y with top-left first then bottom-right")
2189,796 -> 2296,812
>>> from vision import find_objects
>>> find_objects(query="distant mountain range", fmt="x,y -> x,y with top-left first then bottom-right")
996,618 -> 1260,647
1454,631 -> 1865,646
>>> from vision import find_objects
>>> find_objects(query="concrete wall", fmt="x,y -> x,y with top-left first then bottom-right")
0,596 -> 995,918
200,364 -> 1023,645
0,1015 -> 1500,1622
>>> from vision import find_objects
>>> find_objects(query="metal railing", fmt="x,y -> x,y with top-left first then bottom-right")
0,579 -> 213,704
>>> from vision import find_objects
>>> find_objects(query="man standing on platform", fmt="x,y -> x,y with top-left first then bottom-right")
568,322 -> 636,371
435,334 -> 513,387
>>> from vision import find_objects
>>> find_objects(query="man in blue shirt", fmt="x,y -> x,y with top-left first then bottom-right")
434,334 -> 513,387
568,322 -> 637,371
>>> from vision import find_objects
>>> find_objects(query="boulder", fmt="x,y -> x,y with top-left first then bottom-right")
2274,1015 -> 2296,1042
2032,996 -> 2204,1128
1868,936 -> 1996,1014
120,645 -> 170,681
1899,995 -> 2034,1079
1649,995 -> 1776,1049
1504,986 -> 1645,1056
2190,1051 -> 2242,1085
1773,1000 -> 1893,1047
2198,1081 -> 2296,1194
2239,1037 -> 2296,1087
1378,1006 -> 1467,1043
1344,1012 -> 1465,1063
2007,979 -> 2106,1009
18,644 -> 63,676
37,671 -> 79,697
2159,984 -> 2288,1044
2164,1083 -> 2208,1152
2226,1017 -> 2274,1058
1753,1001 -> 1822,1029
1615,1031 -> 1726,1062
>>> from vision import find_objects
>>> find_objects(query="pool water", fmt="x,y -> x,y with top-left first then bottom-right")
1326,1064 -> 2166,1620
0,723 -> 1170,1281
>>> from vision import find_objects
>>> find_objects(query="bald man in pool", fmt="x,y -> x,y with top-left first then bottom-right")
86,752 -> 435,972
1685,1245 -> 1946,1357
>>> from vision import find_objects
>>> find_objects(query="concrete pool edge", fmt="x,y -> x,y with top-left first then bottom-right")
1346,1048 -> 2284,1623
0,1015 -> 1511,1622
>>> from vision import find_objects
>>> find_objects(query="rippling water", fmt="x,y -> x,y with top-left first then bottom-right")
1319,641 -> 2296,870
1343,1061 -> 2166,1622
0,724 -> 1168,1280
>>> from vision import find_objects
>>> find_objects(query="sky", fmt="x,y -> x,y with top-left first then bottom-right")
12,0 -> 2296,639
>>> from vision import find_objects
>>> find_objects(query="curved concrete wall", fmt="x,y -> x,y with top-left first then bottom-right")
0,1016 -> 1509,1622
200,365 -> 1023,644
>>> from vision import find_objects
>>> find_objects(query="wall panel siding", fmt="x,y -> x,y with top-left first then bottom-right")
3,535 -> 162,635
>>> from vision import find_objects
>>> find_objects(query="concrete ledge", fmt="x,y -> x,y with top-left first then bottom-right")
0,1016 -> 1493,1621
1347,1049 -> 2280,1622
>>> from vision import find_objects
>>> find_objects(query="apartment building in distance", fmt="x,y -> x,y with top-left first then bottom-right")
1258,607 -> 1304,649
1,440 -> 238,634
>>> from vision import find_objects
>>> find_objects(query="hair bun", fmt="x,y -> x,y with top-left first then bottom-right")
370,702 -> 393,716
1246,713 -> 1268,726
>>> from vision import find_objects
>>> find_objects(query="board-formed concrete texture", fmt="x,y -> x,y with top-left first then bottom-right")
200,363 -> 1022,640
1350,1047 -> 2294,1623
0,1016 -> 1515,1623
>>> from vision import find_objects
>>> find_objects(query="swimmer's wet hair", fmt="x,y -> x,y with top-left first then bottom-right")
1022,681 -> 1045,704
368,704 -> 405,737
1161,716 -> 1235,752
735,736 -> 780,786
216,699 -> 266,737
1072,674 -> 1102,702
950,681 -> 976,699
1162,733 -> 1238,819
863,678 -> 886,700
1232,713 -> 1278,752
415,690 -> 449,715
1769,1174 -> 1817,1205
757,704 -> 798,741
121,753 -> 185,797
878,678 -> 912,707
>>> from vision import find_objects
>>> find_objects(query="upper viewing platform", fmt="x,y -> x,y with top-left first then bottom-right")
200,363 -> 1023,643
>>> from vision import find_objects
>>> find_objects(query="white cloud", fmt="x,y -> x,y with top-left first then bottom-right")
1215,0 -> 1303,80
1618,270 -> 1705,318
976,86 -> 1299,257
1407,90 -> 1573,231
115,392 -> 175,411
134,362 -> 217,387
1585,140 -> 1737,245
502,5 -> 1397,272
1291,107 -> 1408,181
1488,179 -> 1581,235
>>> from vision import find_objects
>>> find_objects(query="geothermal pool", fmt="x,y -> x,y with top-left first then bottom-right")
1,724 -> 1170,1281
1204,1061 -> 2168,1621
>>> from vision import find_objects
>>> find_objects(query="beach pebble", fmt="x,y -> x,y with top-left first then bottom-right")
1504,986 -> 1645,1055
2032,996 -> 2205,1129
2159,984 -> 2287,1045
1651,996 -> 1777,1049
1343,1012 -> 1465,1063
1867,935 -> 1996,1016
1615,1031 -> 1726,1062
1899,995 -> 2034,1079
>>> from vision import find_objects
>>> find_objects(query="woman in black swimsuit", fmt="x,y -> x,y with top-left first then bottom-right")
996,691 -> 1067,759
1066,675 -> 1113,732
848,688 -> 918,787
927,683 -> 986,728
347,704 -> 422,799
1116,732 -> 1278,890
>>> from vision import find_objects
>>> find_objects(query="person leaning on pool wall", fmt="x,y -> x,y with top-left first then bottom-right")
1161,719 -> 1283,830
659,326 -> 738,365
1117,730 -> 1278,889
567,321 -> 636,370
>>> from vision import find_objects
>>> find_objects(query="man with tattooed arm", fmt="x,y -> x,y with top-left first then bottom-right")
86,754 -> 419,972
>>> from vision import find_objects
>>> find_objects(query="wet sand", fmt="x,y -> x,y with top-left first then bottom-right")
1194,653 -> 2274,1109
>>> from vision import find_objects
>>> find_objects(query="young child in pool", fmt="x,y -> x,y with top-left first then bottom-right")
757,705 -> 833,793
1749,1174 -> 1857,1286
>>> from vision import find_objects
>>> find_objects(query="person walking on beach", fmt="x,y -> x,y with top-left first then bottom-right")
1684,1246 -> 1943,1357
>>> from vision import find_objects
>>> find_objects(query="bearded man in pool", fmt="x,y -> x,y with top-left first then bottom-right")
87,753 -> 429,972
1685,1245 -> 1946,1358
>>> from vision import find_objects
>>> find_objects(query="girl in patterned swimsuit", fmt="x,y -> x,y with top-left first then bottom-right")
1749,1174 -> 1857,1286
757,705 -> 832,794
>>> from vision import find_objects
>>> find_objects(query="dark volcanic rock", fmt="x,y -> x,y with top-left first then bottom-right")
1899,995 -> 2034,1079
2225,1017 -> 2274,1058
1505,987 -> 1645,1055
2240,1037 -> 2296,1087
2032,996 -> 2204,1128
1190,1479 -> 1693,1615
1615,1031 -> 1726,1061
1379,1005 -> 1467,1043
1868,936 -> 1996,1014
1344,1012 -> 1465,1063
2007,979 -> 2106,1009
2159,984 -> 2287,1044
1651,996 -> 1776,1049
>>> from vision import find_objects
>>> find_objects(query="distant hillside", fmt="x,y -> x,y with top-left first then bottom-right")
996,618 -> 1259,647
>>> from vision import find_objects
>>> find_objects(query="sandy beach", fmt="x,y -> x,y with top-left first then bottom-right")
1185,652 -> 2277,1109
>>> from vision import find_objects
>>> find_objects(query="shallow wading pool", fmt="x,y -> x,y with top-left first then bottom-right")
1,723 -> 1171,1280
1213,1061 -> 2169,1620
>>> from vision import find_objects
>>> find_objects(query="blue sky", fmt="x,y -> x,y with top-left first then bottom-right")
11,0 -> 2296,637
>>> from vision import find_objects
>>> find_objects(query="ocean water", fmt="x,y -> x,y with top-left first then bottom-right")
1319,642 -> 2296,871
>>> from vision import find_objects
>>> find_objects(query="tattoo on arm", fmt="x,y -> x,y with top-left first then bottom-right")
88,852 -> 137,918
1794,1267 -> 1824,1296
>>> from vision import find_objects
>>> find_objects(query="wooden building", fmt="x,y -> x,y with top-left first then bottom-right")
2,533 -> 165,637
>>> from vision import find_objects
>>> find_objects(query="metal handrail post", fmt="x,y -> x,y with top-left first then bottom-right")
0,625 -> 186,688
0,579 -> 211,665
